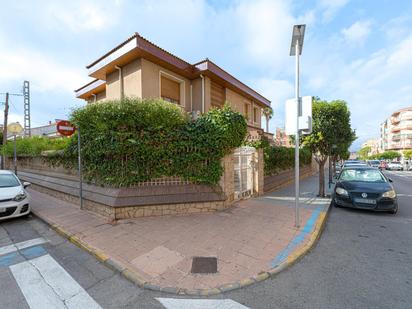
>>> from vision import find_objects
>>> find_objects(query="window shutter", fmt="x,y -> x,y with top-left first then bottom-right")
161,76 -> 180,103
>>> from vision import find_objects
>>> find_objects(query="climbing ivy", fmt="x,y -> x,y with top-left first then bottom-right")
64,98 -> 247,186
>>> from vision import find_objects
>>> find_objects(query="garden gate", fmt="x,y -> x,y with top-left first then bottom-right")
233,146 -> 257,199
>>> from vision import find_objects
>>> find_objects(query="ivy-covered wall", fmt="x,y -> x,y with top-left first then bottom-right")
59,98 -> 247,187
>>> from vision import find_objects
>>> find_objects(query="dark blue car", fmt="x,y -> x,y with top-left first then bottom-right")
332,166 -> 398,214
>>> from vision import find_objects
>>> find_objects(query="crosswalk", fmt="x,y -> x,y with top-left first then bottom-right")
1,237 -> 248,309
0,237 -> 102,309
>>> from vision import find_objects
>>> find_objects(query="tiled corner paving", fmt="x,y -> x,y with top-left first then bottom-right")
31,201 -> 330,296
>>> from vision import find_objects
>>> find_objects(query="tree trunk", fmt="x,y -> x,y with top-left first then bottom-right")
318,160 -> 326,197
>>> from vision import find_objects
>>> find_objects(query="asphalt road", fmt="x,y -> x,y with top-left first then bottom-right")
1,170 -> 411,308
222,170 -> 412,309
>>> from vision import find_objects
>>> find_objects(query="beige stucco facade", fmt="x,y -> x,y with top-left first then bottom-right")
85,58 -> 263,128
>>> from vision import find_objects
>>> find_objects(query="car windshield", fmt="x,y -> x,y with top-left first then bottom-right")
0,174 -> 20,187
370,160 -> 380,164
340,169 -> 386,183
391,162 -> 401,165
344,164 -> 367,168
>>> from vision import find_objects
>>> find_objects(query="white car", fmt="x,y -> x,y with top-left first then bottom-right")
0,170 -> 31,221
387,161 -> 403,171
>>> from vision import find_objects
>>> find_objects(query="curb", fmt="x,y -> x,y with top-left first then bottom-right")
32,201 -> 331,296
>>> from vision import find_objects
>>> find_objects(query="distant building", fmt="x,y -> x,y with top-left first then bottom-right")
7,121 -> 59,139
274,128 -> 292,147
361,138 -> 379,156
380,106 -> 412,153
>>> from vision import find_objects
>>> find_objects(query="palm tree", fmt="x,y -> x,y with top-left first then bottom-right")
262,107 -> 273,133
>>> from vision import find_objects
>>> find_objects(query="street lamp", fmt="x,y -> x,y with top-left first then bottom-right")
290,24 -> 306,228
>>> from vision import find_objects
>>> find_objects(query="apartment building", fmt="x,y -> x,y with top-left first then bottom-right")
75,33 -> 271,137
380,106 -> 412,152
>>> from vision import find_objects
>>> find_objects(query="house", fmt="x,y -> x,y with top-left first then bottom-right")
274,127 -> 292,147
75,33 -> 271,138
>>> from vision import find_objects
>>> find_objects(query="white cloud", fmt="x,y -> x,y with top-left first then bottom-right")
0,34 -> 87,93
341,20 -> 372,44
308,32 -> 412,150
318,0 -> 350,22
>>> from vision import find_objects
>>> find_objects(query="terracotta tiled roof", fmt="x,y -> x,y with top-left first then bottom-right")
83,33 -> 271,107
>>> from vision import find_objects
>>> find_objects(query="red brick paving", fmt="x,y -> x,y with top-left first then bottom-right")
28,188 -> 316,290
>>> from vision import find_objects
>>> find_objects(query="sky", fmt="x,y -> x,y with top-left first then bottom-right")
1,0 -> 412,150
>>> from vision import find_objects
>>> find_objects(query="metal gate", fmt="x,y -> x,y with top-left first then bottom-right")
234,146 -> 256,199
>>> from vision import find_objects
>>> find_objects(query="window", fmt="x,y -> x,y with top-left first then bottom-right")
161,76 -> 180,105
244,103 -> 250,121
253,107 -> 258,123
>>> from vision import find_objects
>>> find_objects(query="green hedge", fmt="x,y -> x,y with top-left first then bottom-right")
1,136 -> 69,157
63,98 -> 247,186
262,141 -> 312,176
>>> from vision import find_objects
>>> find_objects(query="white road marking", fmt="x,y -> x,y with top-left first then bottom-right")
10,254 -> 102,309
0,237 -> 47,256
156,298 -> 250,309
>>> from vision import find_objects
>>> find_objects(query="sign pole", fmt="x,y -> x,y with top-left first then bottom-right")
13,134 -> 17,175
294,40 -> 300,228
77,126 -> 83,210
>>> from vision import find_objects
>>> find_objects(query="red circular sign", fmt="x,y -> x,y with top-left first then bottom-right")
56,120 -> 76,137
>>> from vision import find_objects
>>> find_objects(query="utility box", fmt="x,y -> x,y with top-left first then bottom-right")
285,96 -> 312,135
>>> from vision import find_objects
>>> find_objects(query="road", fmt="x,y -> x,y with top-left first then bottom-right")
1,170 -> 411,308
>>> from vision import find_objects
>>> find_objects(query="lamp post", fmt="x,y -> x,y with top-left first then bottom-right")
290,24 -> 306,228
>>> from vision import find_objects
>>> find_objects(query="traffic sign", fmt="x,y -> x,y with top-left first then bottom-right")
8,122 -> 24,135
56,120 -> 76,137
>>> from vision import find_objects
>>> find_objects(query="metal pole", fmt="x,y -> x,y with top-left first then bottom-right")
13,135 -> 17,175
2,93 -> 9,170
78,127 -> 83,209
294,40 -> 300,228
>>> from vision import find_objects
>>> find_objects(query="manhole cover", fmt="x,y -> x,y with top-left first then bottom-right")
191,257 -> 217,274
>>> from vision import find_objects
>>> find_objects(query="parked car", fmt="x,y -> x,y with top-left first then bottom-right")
0,171 -> 31,221
332,166 -> 398,214
379,161 -> 388,170
387,161 -> 403,171
367,160 -> 380,168
342,162 -> 368,169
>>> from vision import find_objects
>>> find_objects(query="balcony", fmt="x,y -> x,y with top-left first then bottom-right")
391,134 -> 401,140
391,116 -> 400,124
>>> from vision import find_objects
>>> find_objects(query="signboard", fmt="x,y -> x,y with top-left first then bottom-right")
285,96 -> 312,135
7,122 -> 24,135
56,120 -> 76,137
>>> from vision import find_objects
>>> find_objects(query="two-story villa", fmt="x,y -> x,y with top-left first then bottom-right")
75,33 -> 271,138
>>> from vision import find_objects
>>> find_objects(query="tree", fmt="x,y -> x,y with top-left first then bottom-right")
379,151 -> 400,160
262,107 -> 273,133
358,146 -> 371,160
403,149 -> 412,160
302,98 -> 356,197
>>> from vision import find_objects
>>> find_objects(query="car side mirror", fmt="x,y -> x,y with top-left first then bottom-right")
388,178 -> 393,183
23,182 -> 31,188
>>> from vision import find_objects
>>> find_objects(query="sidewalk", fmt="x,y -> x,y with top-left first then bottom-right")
28,173 -> 331,295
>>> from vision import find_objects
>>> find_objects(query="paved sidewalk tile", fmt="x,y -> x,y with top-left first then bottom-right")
28,173 -> 330,291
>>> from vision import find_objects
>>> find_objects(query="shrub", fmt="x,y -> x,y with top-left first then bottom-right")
1,136 -> 70,157
264,143 -> 312,176
64,98 -> 247,186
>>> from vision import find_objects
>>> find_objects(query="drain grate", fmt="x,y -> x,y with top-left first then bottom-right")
191,257 -> 217,274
